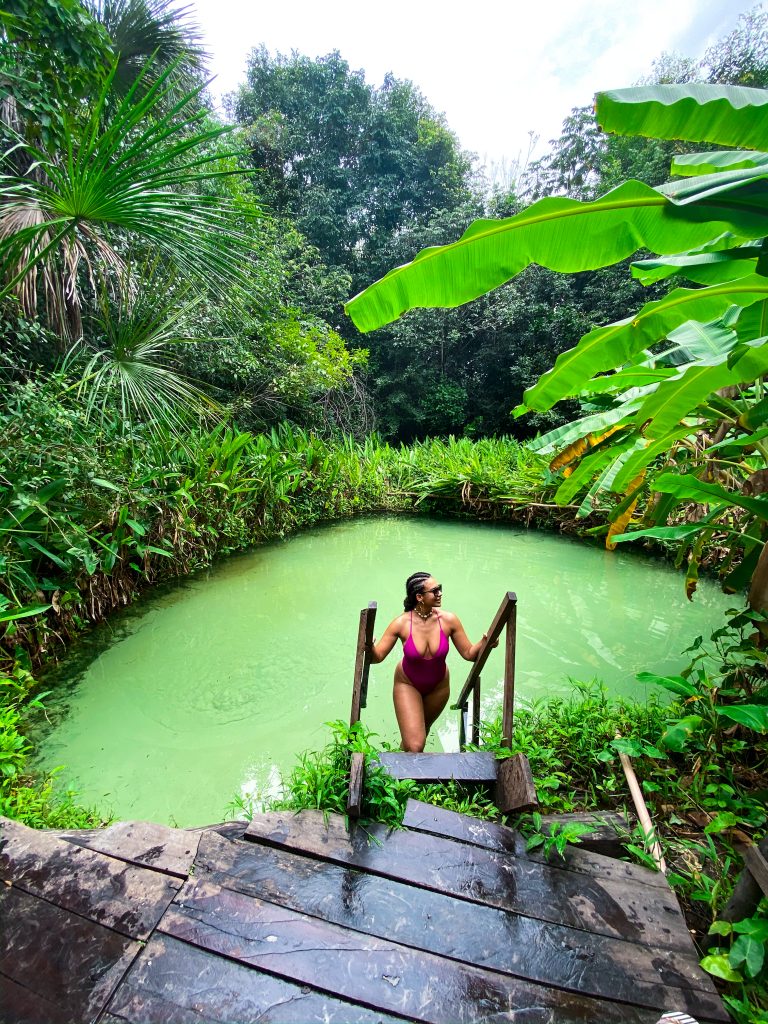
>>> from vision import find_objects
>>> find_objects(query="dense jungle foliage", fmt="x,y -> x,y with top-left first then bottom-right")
1,2 -> 768,1018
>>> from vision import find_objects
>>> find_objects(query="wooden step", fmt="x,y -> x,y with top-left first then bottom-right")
244,810 -> 700,954
195,828 -> 720,1015
535,811 -> 633,858
374,751 -> 496,783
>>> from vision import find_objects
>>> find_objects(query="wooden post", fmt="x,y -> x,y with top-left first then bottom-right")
615,732 -> 666,874
501,597 -> 517,749
349,603 -> 376,728
471,681 -> 481,747
458,702 -> 468,750
722,835 -> 768,921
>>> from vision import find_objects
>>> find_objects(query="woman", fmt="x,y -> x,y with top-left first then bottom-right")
367,571 -> 491,752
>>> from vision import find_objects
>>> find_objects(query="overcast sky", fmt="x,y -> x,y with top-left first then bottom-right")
192,0 -> 760,178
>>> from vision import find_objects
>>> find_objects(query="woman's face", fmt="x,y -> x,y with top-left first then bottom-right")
418,576 -> 443,611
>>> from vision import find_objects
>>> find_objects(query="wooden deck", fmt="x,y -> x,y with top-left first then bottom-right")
1,804 -> 727,1023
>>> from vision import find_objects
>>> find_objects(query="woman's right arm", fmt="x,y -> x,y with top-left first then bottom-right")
367,617 -> 403,663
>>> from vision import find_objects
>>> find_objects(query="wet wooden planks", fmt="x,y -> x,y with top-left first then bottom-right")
161,877 -> 672,1024
106,934 -> 405,1024
0,816 -> 180,938
245,810 -> 695,952
52,820 -> 201,878
196,829 -> 721,1016
0,807 -> 728,1024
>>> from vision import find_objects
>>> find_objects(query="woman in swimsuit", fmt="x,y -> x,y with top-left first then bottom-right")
367,571 -> 491,752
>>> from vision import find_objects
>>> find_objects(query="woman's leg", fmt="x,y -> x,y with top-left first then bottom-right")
423,668 -> 450,738
393,664 -> 450,752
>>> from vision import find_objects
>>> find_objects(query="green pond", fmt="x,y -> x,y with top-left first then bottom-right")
35,516 -> 733,826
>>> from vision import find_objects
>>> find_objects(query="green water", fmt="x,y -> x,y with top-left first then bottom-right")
35,516 -> 733,826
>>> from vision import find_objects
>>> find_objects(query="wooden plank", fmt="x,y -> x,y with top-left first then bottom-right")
194,830 -> 722,1013
347,752 -> 365,818
495,753 -> 537,812
350,603 -> 376,726
161,877 -> 674,1024
56,820 -> 200,878
0,886 -> 139,1024
0,816 -> 180,939
376,751 -> 497,782
245,811 -> 695,952
744,843 -> 768,897
722,835 -> 768,921
402,800 -> 662,887
501,597 -> 517,747
535,811 -> 632,858
0,975 -> 75,1024
106,933 -> 404,1024
453,592 -> 516,709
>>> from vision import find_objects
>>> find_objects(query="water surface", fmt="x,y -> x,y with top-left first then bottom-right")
36,516 -> 733,825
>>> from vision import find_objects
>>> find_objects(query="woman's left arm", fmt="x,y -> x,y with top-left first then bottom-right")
445,613 -> 493,662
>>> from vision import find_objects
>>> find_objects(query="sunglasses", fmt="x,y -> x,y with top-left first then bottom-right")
421,584 -> 443,596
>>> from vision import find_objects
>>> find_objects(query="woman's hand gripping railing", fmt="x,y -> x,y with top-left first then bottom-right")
452,592 -> 517,750
348,601 -> 377,818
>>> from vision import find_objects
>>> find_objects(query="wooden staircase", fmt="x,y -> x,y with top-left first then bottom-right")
347,592 -> 539,817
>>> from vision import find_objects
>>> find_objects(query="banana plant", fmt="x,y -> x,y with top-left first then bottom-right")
345,83 -> 768,604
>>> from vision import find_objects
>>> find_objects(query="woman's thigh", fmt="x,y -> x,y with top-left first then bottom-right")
393,663 -> 427,751
423,669 -> 450,732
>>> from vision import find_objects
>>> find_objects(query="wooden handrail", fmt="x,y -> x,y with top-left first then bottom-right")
452,592 -> 517,710
350,602 -> 377,727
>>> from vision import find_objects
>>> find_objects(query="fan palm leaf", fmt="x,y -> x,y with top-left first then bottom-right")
0,58 -> 255,338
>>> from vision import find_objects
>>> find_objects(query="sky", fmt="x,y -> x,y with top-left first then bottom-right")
191,0 -> 760,179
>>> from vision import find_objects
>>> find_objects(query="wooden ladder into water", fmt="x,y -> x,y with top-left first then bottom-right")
347,592 -> 538,818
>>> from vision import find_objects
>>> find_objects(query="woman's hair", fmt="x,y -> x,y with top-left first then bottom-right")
404,571 -> 432,611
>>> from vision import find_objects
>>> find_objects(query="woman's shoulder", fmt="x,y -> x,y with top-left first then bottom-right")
438,609 -> 458,626
388,611 -> 409,632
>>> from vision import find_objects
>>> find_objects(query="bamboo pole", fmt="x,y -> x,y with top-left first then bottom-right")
615,732 -> 667,874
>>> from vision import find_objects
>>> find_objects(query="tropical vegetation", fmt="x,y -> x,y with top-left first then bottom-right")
2,2 -> 768,1018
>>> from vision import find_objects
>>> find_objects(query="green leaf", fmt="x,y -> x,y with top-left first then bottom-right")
524,276 -> 768,413
0,603 -> 51,624
672,151 -> 768,177
596,84 -> 768,150
91,477 -> 122,492
708,920 -> 734,937
344,180 -> 768,333
704,811 -> 739,833
528,405 -> 637,454
636,339 -> 768,438
660,715 -> 704,751
700,953 -> 743,983
636,672 -> 698,697
581,366 -> 677,394
611,429 -> 693,493
652,472 -> 768,520
729,934 -> 765,978
631,249 -> 758,287
716,704 -> 768,733
610,523 -> 709,545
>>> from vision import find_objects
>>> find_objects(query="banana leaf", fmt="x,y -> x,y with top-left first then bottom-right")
596,84 -> 768,151
652,472 -> 768,520
672,151 -> 768,176
716,704 -> 768,733
635,340 -> 768,438
344,180 -> 768,333
524,276 -> 768,412
631,249 -> 758,287
610,523 -> 709,544
575,442 -> 642,518
611,428 -> 693,492
664,317 -> 739,360
526,404 -> 638,453
580,366 -> 677,394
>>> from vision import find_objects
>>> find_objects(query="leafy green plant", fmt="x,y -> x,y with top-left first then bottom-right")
523,810 -> 596,858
